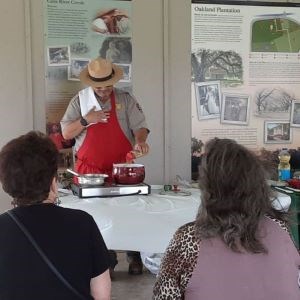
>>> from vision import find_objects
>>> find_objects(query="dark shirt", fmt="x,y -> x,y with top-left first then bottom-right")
191,155 -> 202,181
290,150 -> 300,170
0,204 -> 109,300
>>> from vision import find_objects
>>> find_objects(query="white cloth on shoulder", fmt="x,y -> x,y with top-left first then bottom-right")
79,87 -> 102,116
79,87 -> 102,126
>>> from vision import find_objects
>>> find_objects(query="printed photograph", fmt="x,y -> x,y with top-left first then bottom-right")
194,81 -> 221,120
254,87 -> 293,119
68,58 -> 90,81
264,120 -> 292,144
47,46 -> 70,66
91,8 -> 131,36
115,63 -> 131,82
290,100 -> 300,127
70,42 -> 90,55
191,49 -> 243,87
221,94 -> 250,125
99,37 -> 132,64
47,66 -> 68,80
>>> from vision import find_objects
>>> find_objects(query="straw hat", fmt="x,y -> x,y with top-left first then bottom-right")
79,58 -> 123,88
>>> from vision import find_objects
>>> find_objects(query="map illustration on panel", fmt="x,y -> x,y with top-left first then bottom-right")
251,14 -> 300,52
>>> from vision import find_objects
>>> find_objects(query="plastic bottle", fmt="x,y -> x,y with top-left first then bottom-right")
278,148 -> 291,181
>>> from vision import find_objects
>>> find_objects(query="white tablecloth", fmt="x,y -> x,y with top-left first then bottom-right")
59,187 -> 291,253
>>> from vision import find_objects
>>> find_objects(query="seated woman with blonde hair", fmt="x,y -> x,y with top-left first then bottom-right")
0,131 -> 111,300
153,138 -> 300,300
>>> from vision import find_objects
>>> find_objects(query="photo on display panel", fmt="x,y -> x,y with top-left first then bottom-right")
264,120 -> 292,144
194,81 -> 221,120
221,93 -> 250,125
47,46 -> 70,66
99,37 -> 132,64
70,42 -> 90,55
91,8 -> 131,36
114,63 -> 131,82
68,58 -> 90,81
254,88 -> 293,119
290,100 -> 300,127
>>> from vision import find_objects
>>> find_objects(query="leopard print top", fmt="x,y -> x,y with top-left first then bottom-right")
152,222 -> 199,300
152,217 -> 290,300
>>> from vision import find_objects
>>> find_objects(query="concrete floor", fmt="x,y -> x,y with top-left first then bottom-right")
111,252 -> 156,300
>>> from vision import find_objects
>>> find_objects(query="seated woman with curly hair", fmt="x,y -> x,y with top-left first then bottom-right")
0,131 -> 111,300
153,138 -> 300,300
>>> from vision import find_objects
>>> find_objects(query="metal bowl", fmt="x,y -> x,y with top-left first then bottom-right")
77,174 -> 108,186
66,169 -> 108,186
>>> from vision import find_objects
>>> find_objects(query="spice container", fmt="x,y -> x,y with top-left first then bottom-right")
126,150 -> 143,163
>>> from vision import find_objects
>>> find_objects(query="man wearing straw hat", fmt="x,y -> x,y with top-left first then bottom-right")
61,57 -> 149,276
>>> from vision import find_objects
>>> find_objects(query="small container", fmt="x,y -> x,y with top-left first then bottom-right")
293,171 -> 300,179
126,150 -> 143,163
287,178 -> 300,189
278,148 -> 291,181
131,150 -> 143,158
163,185 -> 172,191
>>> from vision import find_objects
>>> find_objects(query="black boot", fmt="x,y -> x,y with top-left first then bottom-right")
126,251 -> 143,275
108,250 -> 118,279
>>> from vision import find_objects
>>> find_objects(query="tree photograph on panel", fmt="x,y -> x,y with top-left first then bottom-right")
191,49 -> 243,87
254,88 -> 294,118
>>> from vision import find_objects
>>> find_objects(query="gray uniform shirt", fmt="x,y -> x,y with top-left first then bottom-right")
61,88 -> 148,152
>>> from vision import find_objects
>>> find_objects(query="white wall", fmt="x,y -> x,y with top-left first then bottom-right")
132,0 -> 165,183
166,0 -> 192,182
0,0 -> 33,211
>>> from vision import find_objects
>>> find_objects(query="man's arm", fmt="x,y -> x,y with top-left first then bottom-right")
120,92 -> 149,154
61,119 -> 86,140
133,127 -> 149,155
61,107 -> 110,140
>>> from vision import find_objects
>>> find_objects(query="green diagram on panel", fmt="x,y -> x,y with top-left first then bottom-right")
251,16 -> 300,52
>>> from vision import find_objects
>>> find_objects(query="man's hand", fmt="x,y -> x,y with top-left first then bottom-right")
133,128 -> 149,155
134,142 -> 149,155
85,106 -> 110,124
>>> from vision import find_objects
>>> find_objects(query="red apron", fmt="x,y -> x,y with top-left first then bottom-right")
75,92 -> 132,180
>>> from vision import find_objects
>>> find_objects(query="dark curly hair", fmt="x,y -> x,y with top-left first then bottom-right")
0,131 -> 58,206
196,138 -> 287,253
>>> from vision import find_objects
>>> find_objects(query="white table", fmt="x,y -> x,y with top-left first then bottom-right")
59,187 -> 291,253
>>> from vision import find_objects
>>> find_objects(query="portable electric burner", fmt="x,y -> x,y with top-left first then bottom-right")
71,182 -> 151,198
